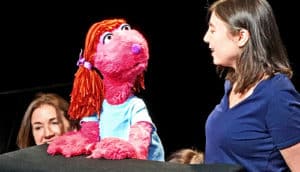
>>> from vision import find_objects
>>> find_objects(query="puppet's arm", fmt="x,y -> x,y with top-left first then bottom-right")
47,121 -> 99,157
87,121 -> 152,160
128,121 -> 152,159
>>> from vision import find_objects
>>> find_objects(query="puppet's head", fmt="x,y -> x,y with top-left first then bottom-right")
68,18 -> 149,119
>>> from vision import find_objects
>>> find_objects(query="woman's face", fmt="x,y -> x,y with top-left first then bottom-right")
203,11 -> 242,69
31,104 -> 70,145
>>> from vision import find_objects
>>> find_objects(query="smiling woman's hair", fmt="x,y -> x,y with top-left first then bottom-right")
16,92 -> 79,149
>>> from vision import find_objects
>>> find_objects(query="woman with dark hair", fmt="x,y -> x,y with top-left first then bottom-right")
203,0 -> 300,171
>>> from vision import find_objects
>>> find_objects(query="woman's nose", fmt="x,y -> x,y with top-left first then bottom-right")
203,31 -> 209,43
44,127 -> 54,138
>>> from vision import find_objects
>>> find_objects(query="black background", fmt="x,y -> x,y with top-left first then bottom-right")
0,1 -> 299,158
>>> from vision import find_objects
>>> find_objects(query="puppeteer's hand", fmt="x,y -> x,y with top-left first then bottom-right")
47,121 -> 99,157
87,137 -> 138,159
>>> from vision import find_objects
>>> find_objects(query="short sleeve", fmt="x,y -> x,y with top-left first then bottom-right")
80,114 -> 98,124
130,97 -> 153,125
267,77 -> 300,149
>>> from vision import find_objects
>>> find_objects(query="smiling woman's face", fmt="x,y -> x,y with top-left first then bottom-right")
203,11 -> 242,69
31,104 -> 69,145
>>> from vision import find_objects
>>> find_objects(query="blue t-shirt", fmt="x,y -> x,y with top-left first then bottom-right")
205,73 -> 300,172
81,96 -> 165,161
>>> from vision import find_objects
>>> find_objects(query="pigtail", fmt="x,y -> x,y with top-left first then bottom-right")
68,65 -> 104,119
68,18 -> 127,120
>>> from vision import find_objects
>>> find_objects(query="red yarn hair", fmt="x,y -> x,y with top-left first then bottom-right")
68,18 -> 126,119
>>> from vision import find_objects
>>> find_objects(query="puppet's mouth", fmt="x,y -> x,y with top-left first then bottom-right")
133,62 -> 141,68
132,60 -> 147,70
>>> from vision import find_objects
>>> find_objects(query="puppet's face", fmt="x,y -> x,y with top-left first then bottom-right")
94,23 -> 149,82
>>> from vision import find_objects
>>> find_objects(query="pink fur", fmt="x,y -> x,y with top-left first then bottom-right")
47,19 -> 154,160
95,29 -> 149,104
86,122 -> 152,159
129,121 -> 152,159
47,121 -> 99,157
87,137 -> 137,159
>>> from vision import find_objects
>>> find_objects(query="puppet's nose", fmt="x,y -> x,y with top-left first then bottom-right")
131,44 -> 141,54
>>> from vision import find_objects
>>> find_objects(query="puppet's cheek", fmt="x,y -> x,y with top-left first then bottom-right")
94,59 -> 104,71
96,43 -> 106,56
94,49 -> 106,62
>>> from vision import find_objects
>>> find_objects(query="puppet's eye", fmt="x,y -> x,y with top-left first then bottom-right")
119,23 -> 131,31
101,32 -> 113,44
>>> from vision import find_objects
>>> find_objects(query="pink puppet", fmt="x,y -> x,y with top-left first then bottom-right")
47,18 -> 165,161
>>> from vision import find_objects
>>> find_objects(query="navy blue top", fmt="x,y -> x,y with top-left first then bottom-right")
205,73 -> 300,172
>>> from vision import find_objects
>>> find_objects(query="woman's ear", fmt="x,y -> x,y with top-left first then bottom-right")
237,29 -> 250,47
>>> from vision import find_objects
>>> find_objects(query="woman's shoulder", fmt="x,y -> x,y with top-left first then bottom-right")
263,73 -> 300,101
269,73 -> 296,90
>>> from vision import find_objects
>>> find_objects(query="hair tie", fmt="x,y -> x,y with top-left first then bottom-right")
76,49 -> 92,70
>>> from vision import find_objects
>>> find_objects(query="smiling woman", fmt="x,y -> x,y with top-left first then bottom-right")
16,92 -> 79,149
31,104 -> 69,145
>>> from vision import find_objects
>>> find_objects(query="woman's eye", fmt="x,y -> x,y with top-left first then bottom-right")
119,23 -> 131,31
33,126 -> 41,130
51,121 -> 59,125
101,32 -> 113,44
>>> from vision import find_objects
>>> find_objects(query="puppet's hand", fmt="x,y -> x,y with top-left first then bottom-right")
47,121 -> 99,157
87,137 -> 137,159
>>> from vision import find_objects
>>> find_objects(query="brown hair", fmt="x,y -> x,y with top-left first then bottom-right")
167,148 -> 204,164
16,92 -> 78,149
208,0 -> 292,93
